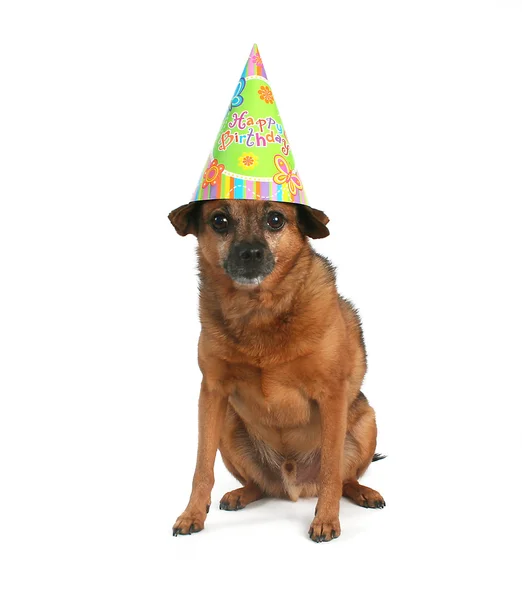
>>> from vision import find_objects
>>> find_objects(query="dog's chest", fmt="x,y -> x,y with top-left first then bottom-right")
229,365 -> 314,429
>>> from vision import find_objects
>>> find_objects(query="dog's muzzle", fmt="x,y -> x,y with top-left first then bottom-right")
224,241 -> 275,284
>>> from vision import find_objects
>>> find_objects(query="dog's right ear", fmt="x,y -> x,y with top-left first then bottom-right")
168,202 -> 200,237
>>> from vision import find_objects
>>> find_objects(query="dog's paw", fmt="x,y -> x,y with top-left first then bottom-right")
361,494 -> 386,509
308,516 -> 341,543
343,481 -> 386,509
172,510 -> 206,536
219,484 -> 263,511
219,490 -> 245,511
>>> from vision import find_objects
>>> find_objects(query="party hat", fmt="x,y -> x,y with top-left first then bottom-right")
190,44 -> 308,206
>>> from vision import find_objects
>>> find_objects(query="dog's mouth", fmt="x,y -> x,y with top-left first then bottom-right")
224,267 -> 274,287
229,274 -> 268,287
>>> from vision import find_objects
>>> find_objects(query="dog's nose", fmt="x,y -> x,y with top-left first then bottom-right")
236,242 -> 265,263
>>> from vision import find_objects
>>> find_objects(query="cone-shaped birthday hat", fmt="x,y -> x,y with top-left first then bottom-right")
190,44 -> 308,206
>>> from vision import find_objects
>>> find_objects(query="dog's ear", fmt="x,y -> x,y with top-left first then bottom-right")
168,202 -> 200,237
296,206 -> 330,239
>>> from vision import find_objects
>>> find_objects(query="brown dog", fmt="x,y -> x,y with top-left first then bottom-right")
169,199 -> 384,542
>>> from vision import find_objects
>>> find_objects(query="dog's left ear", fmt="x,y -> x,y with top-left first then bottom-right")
168,202 -> 200,237
296,206 -> 330,239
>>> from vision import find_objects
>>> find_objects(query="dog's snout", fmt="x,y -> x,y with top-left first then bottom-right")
224,239 -> 275,284
236,242 -> 265,263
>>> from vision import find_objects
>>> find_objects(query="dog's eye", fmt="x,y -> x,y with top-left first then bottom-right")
267,211 -> 285,231
211,213 -> 229,233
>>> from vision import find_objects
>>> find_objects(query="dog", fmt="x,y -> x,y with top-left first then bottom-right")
169,199 -> 385,542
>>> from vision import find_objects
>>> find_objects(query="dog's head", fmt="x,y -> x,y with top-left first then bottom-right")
168,200 -> 329,287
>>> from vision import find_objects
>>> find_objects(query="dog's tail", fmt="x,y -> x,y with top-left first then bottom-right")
372,453 -> 387,462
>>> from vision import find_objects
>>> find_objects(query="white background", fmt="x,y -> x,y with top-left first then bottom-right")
1,0 -> 521,598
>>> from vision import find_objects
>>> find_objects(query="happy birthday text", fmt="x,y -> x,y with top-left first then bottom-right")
218,110 -> 289,155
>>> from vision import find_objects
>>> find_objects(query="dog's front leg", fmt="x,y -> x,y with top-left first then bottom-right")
309,390 -> 348,542
173,377 -> 227,536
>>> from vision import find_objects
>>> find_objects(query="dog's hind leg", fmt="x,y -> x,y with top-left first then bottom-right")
219,482 -> 264,511
342,480 -> 385,508
341,393 -> 386,509
219,405 -> 286,504
219,445 -> 264,510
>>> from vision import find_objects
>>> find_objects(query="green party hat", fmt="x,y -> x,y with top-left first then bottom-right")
190,44 -> 308,205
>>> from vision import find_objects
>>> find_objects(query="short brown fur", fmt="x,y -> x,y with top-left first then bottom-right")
170,199 -> 384,542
